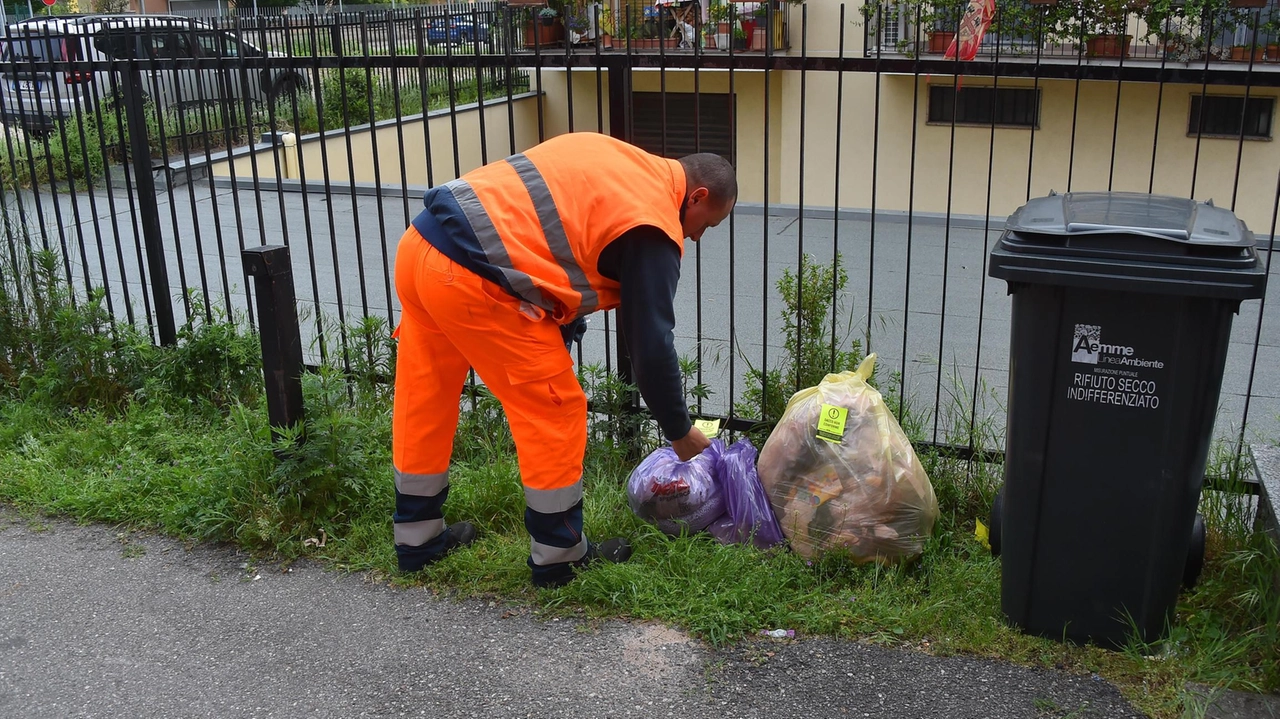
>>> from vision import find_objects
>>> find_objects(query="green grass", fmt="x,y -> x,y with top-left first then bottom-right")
0,243 -> 1276,719
0,386 -> 1275,718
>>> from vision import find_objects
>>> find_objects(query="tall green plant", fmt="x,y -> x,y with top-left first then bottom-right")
735,253 -> 870,429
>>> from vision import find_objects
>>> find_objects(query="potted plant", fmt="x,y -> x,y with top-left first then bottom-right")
922,0 -> 968,54
710,1 -> 734,49
1230,41 -> 1265,60
1264,15 -> 1279,61
525,5 -> 565,48
1140,0 -> 1196,60
564,5 -> 591,45
1052,0 -> 1142,58
732,25 -> 748,50
597,5 -> 615,48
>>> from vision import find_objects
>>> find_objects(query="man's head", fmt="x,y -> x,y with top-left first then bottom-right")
678,153 -> 737,242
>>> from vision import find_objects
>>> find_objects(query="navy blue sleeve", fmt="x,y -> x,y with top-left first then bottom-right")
597,228 -> 692,443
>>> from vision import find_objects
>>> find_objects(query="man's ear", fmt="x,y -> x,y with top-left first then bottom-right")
689,186 -> 711,205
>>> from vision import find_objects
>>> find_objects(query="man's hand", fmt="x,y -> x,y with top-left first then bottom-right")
672,426 -> 712,462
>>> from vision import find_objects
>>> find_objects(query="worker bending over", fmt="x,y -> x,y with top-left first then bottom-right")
391,131 -> 737,587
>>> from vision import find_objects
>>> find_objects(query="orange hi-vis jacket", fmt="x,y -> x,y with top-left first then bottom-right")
409,132 -> 688,324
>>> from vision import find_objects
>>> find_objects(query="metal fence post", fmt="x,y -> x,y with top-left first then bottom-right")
121,59 -> 177,346
242,245 -> 305,441
606,59 -> 643,458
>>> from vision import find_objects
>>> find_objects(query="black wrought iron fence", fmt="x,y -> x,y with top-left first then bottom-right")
0,2 -> 1275,464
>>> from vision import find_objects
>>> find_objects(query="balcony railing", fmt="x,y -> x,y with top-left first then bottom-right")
863,0 -> 1280,65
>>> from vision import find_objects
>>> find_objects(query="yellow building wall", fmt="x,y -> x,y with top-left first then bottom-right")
777,71 -> 1280,231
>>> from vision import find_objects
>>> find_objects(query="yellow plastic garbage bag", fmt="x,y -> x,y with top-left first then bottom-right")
757,354 -> 939,563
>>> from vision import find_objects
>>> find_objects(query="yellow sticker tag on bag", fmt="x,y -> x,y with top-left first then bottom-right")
815,404 -> 848,443
694,418 -> 721,439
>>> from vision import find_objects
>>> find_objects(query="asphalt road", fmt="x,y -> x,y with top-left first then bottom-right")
0,508 -> 1148,719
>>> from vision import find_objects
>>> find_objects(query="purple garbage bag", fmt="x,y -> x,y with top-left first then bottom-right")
713,438 -> 786,550
626,440 -> 726,536
705,513 -> 739,544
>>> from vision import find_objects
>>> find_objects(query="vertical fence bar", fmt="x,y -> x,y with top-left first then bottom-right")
1189,10 -> 1218,200
169,37 -> 214,322
44,33 -> 95,320
186,35 -> 228,320
1026,7 -> 1044,202
311,18 -> 353,373
1066,17 -> 1084,192
507,6 -> 520,156
64,42 -> 119,330
932,3 -> 965,443
281,16 -> 329,366
231,15 -> 271,250
389,16 -> 412,231
794,4 -> 807,396
761,1 -> 772,420
211,20 -> 257,326
122,55 -> 177,346
970,6 -> 1005,457
358,17 -> 395,329
20,28 -> 70,296
107,42 -> 157,339
533,5 -> 546,144
1105,12 -> 1129,192
897,2 -> 923,422
830,4 -> 846,372
146,32 -> 194,324
868,0 -> 882,354
473,5 -> 490,165
416,11 -> 438,189
606,53 -> 636,446
337,23 -> 372,324
693,0 -> 703,416
444,8 -> 462,179
1230,8 -> 1262,212
726,2 -> 737,425
1148,13 -> 1171,195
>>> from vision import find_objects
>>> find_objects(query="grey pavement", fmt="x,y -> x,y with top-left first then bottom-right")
0,508 -> 1156,719
8,180 -> 1280,446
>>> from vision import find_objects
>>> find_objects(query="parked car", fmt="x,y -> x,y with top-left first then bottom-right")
427,16 -> 490,45
0,14 -> 308,133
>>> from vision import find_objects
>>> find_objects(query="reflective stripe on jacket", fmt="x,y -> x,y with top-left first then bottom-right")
410,132 -> 687,324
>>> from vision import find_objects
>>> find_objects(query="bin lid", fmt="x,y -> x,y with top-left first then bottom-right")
1006,192 -> 1252,248
989,192 -> 1268,301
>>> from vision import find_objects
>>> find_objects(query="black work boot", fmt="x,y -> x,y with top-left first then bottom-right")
531,537 -> 633,589
397,521 -> 478,573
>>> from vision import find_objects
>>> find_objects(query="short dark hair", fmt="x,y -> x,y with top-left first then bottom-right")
679,153 -> 737,204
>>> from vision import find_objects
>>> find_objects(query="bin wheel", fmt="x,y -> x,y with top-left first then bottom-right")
989,488 -> 1003,558
1183,514 -> 1206,590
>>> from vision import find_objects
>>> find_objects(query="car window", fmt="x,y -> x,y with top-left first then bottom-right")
195,31 -> 240,58
3,34 -> 67,63
145,30 -> 195,60
93,29 -> 143,60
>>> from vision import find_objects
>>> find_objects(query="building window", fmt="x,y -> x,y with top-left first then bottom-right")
927,85 -> 1039,128
630,92 -> 734,161
1188,95 -> 1274,140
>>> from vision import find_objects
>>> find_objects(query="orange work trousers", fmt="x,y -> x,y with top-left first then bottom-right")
391,227 -> 589,576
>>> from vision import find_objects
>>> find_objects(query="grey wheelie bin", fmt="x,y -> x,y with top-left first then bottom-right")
985,191 -> 1268,649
